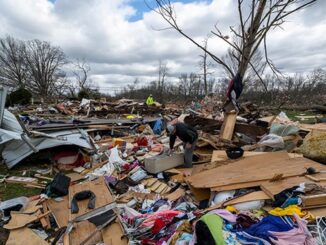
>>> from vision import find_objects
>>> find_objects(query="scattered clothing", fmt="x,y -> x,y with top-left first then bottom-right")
269,205 -> 305,217
270,214 -> 317,245
241,215 -> 295,242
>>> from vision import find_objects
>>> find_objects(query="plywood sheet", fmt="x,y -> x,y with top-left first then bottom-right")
164,188 -> 185,202
69,220 -> 102,245
69,177 -> 113,220
46,196 -> 69,228
224,191 -> 270,206
6,228 -> 48,245
22,200 -> 42,214
188,152 -> 326,189
101,220 -> 128,245
4,213 -> 37,230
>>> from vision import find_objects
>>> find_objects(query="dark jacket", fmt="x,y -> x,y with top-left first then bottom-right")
169,123 -> 198,149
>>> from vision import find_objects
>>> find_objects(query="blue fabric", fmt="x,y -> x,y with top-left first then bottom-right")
241,215 -> 294,242
153,119 -> 163,134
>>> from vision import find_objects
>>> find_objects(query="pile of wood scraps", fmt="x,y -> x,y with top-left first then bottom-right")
141,178 -> 172,195
4,198 -> 52,244
185,151 -> 326,213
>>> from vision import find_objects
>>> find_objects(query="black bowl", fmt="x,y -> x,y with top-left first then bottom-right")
226,147 -> 244,159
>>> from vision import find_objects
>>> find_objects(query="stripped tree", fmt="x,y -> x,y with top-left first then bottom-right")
0,36 -> 28,88
148,0 -> 317,90
24,39 -> 66,98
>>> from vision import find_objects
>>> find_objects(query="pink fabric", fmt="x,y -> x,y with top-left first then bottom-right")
139,210 -> 182,228
208,209 -> 237,223
270,214 -> 317,245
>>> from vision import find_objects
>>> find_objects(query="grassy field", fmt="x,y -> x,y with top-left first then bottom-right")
0,163 -> 49,201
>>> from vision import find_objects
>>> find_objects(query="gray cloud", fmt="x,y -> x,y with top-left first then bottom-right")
0,0 -> 325,91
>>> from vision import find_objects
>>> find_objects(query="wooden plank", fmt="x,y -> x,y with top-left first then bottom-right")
186,181 -> 210,201
260,175 -> 326,198
46,196 -> 69,228
224,191 -> 270,206
188,152 -> 326,189
301,194 -> 326,207
101,220 -> 128,245
69,177 -> 113,220
220,112 -> 237,141
6,228 -> 48,245
211,180 -> 265,192
164,188 -> 185,202
5,176 -> 37,184
305,207 -> 326,217
66,172 -> 85,182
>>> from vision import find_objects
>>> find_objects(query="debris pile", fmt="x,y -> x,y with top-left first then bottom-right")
0,94 -> 326,244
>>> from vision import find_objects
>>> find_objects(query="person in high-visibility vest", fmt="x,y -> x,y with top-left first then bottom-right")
146,94 -> 154,106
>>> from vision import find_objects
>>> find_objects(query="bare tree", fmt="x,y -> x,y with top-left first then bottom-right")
24,40 -> 66,98
0,36 -> 28,87
222,47 -> 265,84
149,0 -> 317,85
157,60 -> 168,102
73,59 -> 91,90
198,37 -> 214,95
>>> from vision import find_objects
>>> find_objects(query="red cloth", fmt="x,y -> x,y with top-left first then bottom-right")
136,136 -> 148,147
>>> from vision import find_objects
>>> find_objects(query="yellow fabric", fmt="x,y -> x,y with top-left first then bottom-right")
268,205 -> 305,217
126,115 -> 135,119
226,206 -> 237,213
146,96 -> 154,106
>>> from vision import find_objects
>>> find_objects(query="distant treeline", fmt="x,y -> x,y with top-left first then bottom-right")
115,69 -> 326,107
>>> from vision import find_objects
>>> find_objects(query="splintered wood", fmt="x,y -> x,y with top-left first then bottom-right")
188,152 -> 326,191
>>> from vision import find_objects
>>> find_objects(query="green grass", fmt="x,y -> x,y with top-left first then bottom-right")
0,183 -> 41,200
284,110 -> 326,124
0,163 -> 49,201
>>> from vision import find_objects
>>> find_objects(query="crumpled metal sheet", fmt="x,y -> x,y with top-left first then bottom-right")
0,109 -> 93,169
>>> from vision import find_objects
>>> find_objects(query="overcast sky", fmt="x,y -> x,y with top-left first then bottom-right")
0,0 -> 325,94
